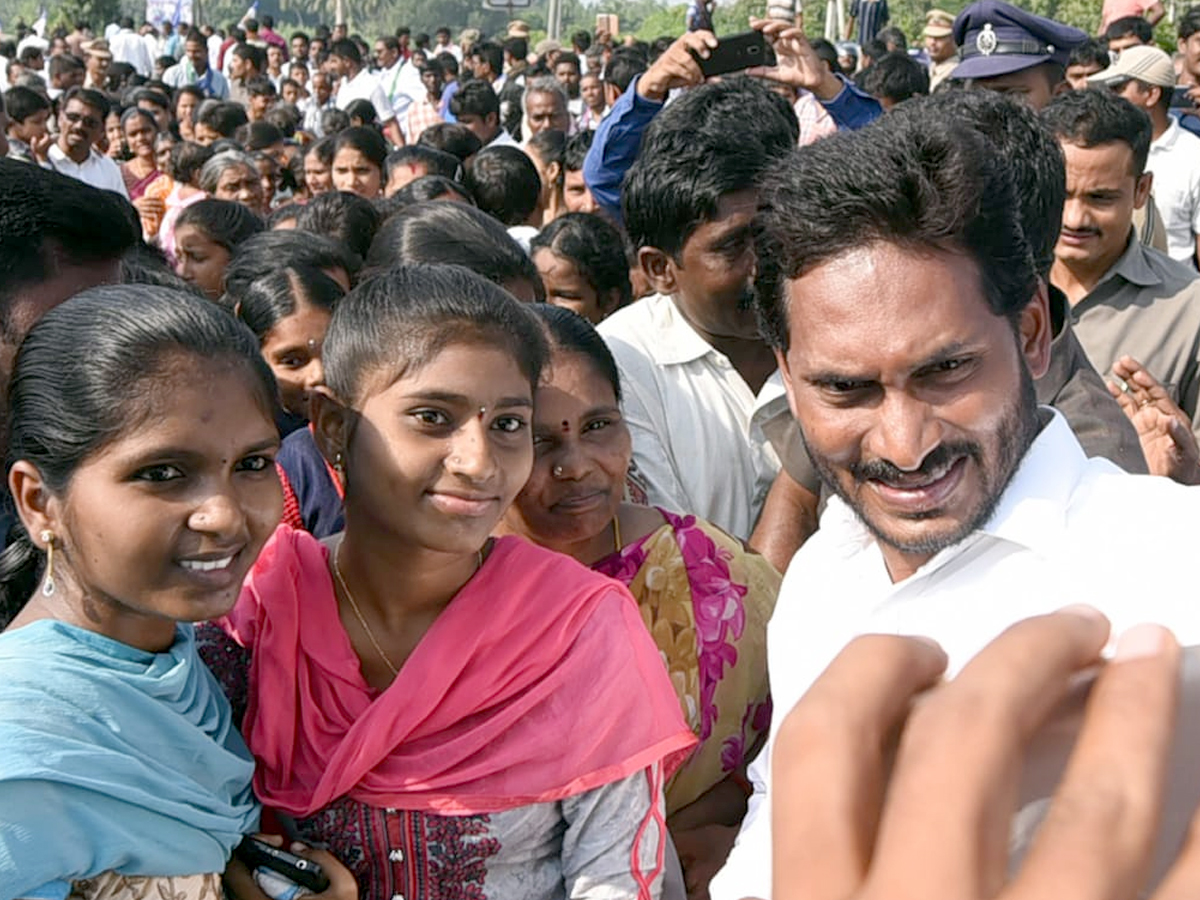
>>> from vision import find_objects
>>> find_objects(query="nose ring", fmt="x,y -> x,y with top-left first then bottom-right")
553,465 -> 564,477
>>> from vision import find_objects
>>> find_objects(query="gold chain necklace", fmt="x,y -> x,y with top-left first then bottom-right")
333,540 -> 485,678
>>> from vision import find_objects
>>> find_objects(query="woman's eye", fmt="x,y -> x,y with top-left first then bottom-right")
493,416 -> 527,434
278,354 -> 307,369
584,418 -> 612,433
237,454 -> 274,473
134,464 -> 184,483
413,409 -> 450,426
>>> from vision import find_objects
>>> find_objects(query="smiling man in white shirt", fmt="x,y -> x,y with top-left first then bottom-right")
711,91 -> 1200,900
46,88 -> 128,199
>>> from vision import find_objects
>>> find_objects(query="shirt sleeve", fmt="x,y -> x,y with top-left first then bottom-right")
820,74 -> 884,130
603,335 -> 695,516
583,75 -> 664,225
370,83 -> 397,123
561,766 -> 667,899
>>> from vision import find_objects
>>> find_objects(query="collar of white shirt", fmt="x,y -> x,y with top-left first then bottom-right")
818,409 -> 1089,570
638,292 -> 722,365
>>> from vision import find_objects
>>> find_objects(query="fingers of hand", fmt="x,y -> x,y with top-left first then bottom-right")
771,634 -> 947,900
302,845 -> 359,900
1012,625 -> 1179,900
867,609 -> 1110,899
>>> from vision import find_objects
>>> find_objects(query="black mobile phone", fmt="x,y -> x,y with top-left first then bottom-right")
693,30 -> 777,78
234,837 -> 331,893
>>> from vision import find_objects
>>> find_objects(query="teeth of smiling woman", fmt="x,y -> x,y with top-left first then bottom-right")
180,556 -> 235,572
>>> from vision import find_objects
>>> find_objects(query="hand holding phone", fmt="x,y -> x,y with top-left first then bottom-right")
234,836 -> 331,897
690,30 -> 777,78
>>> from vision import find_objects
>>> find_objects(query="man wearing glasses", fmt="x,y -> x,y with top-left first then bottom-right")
46,88 -> 128,199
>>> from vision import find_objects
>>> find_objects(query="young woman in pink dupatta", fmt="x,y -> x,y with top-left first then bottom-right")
198,265 -> 695,900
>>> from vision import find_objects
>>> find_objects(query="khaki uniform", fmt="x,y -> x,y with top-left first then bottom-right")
1070,234 -> 1200,438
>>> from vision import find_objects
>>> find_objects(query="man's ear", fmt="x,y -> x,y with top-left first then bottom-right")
1018,280 -> 1053,382
637,246 -> 677,296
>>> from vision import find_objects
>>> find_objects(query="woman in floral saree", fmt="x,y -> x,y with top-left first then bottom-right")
500,305 -> 780,900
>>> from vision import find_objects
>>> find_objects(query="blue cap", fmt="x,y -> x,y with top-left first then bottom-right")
950,0 -> 1087,80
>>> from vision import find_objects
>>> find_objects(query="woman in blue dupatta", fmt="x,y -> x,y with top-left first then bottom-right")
0,286 -> 352,900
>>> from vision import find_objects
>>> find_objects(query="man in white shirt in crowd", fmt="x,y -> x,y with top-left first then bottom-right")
81,39 -> 112,90
432,27 -> 461,61
448,80 -> 519,147
710,84 -> 1200,900
109,16 -> 153,78
329,38 -> 402,146
597,75 -> 799,541
163,28 -> 229,99
47,88 -> 128,198
374,34 -> 417,123
1091,44 -> 1200,267
302,70 -> 336,137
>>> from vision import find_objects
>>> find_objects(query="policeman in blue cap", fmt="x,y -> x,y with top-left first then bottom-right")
949,0 -> 1089,109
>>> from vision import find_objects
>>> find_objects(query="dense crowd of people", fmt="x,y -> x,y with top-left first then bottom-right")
4,0 -> 1200,898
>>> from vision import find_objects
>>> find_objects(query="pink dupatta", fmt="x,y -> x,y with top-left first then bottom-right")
222,526 -> 697,817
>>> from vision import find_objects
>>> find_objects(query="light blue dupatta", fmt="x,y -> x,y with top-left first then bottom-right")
0,621 -> 260,900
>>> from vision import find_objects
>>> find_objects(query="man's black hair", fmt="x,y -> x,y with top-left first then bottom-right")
296,191 -> 381,262
861,39 -> 889,65
893,91 -> 1065,278
197,100 -> 248,137
1042,87 -> 1152,176
572,29 -> 592,52
472,41 -> 504,76
503,36 -> 528,59
754,112 -> 1036,352
4,85 -> 50,123
329,38 -> 361,66
320,107 -> 351,135
859,51 -> 930,105
48,54 -> 83,82
1069,38 -> 1112,71
63,86 -> 110,119
0,160 -> 138,323
462,145 -> 540,226
246,75 -> 277,97
810,38 -> 842,75
416,122 -> 483,160
877,25 -> 908,50
563,130 -> 593,172
555,51 -> 581,71
605,49 -> 648,92
1105,15 -> 1154,44
450,79 -> 500,120
231,41 -> 265,71
1181,4 -> 1200,39
385,144 -> 460,180
242,120 -> 284,150
624,77 -> 798,257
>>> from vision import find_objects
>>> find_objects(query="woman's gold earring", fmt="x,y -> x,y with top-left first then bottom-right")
39,529 -> 56,597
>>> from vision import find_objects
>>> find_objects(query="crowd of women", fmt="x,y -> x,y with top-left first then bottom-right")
0,17 -> 784,900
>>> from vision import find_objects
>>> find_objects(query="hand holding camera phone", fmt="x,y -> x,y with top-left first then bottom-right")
690,30 -> 777,78
234,836 -> 331,900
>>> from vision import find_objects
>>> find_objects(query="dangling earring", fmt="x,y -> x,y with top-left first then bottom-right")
333,451 -> 345,478
39,529 -> 56,597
